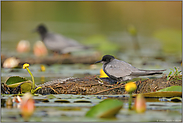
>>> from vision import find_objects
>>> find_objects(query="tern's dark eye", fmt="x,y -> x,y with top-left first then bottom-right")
102,58 -> 106,61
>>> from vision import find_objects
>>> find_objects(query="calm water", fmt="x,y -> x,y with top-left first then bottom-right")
1,1 -> 182,86
1,1 -> 181,56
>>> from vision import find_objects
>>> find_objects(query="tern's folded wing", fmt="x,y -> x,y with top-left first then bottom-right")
104,59 -> 139,78
44,33 -> 81,51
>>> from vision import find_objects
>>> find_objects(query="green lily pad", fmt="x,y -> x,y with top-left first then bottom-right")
19,81 -> 32,93
47,94 -> 56,99
85,99 -> 123,118
133,86 -> 182,98
133,92 -> 182,98
5,76 -> 33,93
5,76 -> 29,85
157,86 -> 182,92
7,80 -> 32,88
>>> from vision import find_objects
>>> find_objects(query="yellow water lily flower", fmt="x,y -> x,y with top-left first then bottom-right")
23,63 -> 30,69
125,82 -> 137,93
22,63 -> 42,94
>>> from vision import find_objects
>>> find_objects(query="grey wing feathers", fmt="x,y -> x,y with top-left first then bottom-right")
44,33 -> 84,53
104,59 -> 139,78
131,69 -> 166,76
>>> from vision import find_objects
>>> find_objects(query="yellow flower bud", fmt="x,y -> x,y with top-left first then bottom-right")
134,94 -> 146,113
125,82 -> 137,93
3,57 -> 20,68
20,92 -> 35,121
40,65 -> 46,72
17,40 -> 30,53
23,63 -> 29,69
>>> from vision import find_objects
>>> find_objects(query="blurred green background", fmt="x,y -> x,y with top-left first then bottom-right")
1,1 -> 182,59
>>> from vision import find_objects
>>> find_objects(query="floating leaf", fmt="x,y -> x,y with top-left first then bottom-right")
54,99 -> 70,103
20,82 -> 33,93
133,86 -> 182,98
133,92 -> 182,98
5,76 -> 33,93
7,81 -> 32,88
85,99 -> 123,118
42,99 -> 49,102
47,94 -> 56,99
5,76 -> 29,85
170,97 -> 182,102
74,99 -> 92,103
157,86 -> 182,92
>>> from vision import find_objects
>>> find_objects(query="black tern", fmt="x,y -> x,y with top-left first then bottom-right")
35,24 -> 88,54
95,55 -> 166,82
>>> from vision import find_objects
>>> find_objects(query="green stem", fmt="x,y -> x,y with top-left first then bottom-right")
26,68 -> 35,89
128,92 -> 132,110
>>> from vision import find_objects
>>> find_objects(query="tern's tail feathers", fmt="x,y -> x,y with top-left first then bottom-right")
131,69 -> 166,76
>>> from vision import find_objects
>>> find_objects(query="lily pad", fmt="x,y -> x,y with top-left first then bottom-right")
133,86 -> 182,98
74,99 -> 92,103
85,99 -> 123,118
5,76 -> 29,85
157,86 -> 182,92
133,92 -> 182,98
19,81 -> 32,93
47,94 -> 56,99
5,76 -> 33,93
159,97 -> 182,102
170,97 -> 182,102
54,99 -> 70,103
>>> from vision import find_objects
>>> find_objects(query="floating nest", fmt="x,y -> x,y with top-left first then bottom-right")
36,75 -> 182,95
2,75 -> 182,95
36,76 -> 125,95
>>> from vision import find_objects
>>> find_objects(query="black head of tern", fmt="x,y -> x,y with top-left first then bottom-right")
95,55 -> 166,82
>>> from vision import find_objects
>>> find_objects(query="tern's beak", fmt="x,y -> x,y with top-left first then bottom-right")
95,60 -> 102,64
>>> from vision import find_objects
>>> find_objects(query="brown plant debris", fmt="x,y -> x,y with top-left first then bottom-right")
2,75 -> 182,95
36,76 -> 126,95
35,75 -> 182,95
